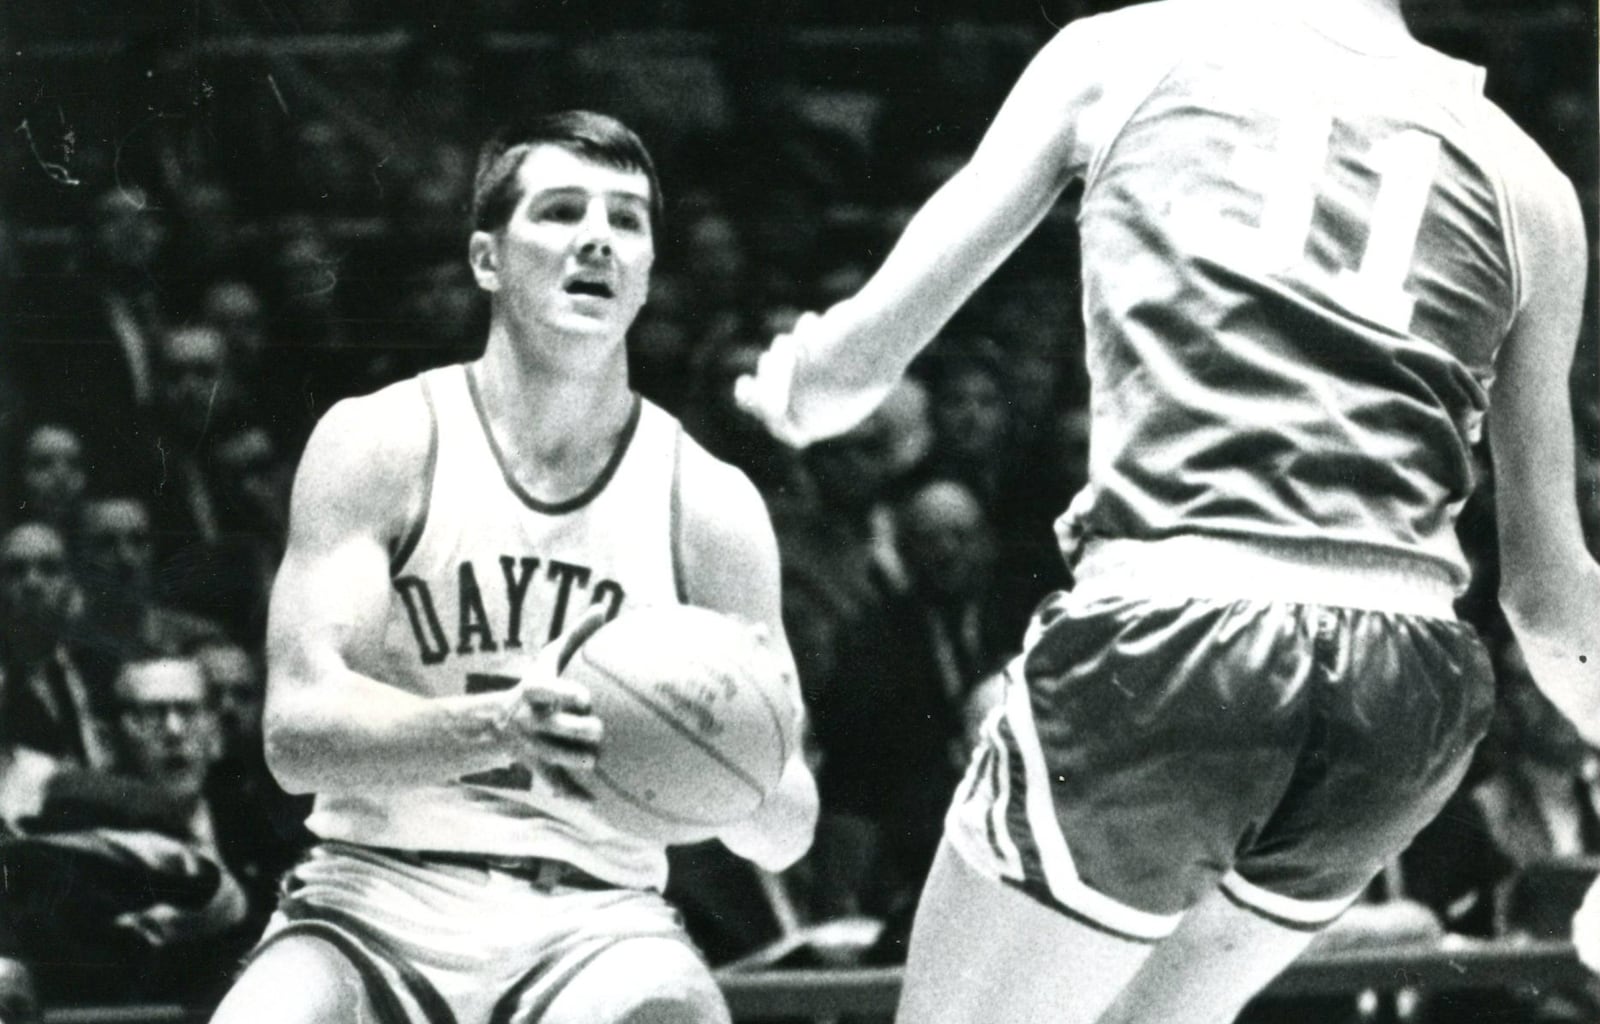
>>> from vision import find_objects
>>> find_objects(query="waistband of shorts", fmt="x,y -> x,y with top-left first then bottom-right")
371,846 -> 616,892
1072,535 -> 1458,618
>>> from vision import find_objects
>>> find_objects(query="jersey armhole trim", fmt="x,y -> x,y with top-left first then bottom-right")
1081,55 -> 1187,198
1497,163 -> 1527,337
670,423 -> 690,605
390,375 -> 439,577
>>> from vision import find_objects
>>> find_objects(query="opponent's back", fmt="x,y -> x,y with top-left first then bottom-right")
1066,0 -> 1548,586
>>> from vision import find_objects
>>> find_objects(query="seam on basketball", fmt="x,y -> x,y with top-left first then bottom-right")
590,655 -> 770,795
592,766 -> 732,826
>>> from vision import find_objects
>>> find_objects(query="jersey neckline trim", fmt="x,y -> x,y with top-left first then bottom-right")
463,363 -> 643,516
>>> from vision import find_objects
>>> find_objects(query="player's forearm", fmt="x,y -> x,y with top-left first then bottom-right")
806,164 -> 1058,399
264,669 -> 514,795
1501,561 -> 1600,746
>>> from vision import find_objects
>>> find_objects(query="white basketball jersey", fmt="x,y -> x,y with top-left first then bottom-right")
306,363 -> 687,889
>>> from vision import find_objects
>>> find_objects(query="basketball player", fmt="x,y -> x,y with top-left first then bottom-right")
209,111 -> 817,1024
736,1 -> 1595,1021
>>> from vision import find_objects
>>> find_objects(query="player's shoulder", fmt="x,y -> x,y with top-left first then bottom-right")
1479,102 -> 1579,203
291,371 -> 437,528
655,404 -> 775,543
654,402 -> 762,510
306,372 -> 435,470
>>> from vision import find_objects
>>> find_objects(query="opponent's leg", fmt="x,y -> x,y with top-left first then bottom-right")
1094,885 -> 1321,1024
208,936 -> 381,1024
539,936 -> 731,1024
894,841 -> 1155,1024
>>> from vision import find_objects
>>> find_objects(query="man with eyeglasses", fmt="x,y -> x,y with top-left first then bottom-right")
0,657 -> 248,1006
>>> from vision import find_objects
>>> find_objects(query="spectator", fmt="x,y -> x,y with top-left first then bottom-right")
11,186 -> 173,445
282,120 -> 370,219
809,475 -> 1011,939
0,657 -> 249,1006
919,336 -> 1060,633
779,402 -> 911,665
199,280 -> 269,383
1473,643 -> 1600,911
0,954 -> 39,1024
70,497 -> 224,667
12,423 -> 89,536
0,522 -> 110,769
194,639 -> 311,928
124,326 -> 252,556
156,424 -> 291,640
170,179 -> 249,289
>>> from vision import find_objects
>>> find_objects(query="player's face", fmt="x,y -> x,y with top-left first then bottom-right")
487,145 -> 654,340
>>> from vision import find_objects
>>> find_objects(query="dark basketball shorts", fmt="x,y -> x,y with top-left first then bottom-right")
945,536 -> 1495,942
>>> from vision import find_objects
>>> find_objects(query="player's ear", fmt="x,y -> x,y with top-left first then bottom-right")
468,230 -> 501,293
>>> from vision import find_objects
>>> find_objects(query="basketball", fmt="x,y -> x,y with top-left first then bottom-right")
560,604 -> 793,844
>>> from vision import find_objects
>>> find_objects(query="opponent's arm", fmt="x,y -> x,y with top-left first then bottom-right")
263,389 -> 600,796
675,439 -> 818,871
736,23 -> 1101,445
1489,163 -> 1600,746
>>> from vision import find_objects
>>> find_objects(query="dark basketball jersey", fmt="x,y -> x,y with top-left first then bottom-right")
1056,0 -> 1557,589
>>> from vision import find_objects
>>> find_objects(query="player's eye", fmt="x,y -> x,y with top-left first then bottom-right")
539,201 -> 584,223
611,208 -> 646,232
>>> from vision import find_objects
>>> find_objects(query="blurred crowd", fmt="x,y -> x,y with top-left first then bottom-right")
0,2 -> 1597,1021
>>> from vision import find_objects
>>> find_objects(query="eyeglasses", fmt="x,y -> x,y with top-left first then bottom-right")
117,700 -> 209,728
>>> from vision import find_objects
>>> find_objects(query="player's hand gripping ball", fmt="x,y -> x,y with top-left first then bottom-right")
559,604 -> 793,844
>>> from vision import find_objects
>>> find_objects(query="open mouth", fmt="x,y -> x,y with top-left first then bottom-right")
565,279 -> 614,299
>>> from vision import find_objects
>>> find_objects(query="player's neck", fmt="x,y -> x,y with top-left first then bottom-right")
474,322 -> 634,471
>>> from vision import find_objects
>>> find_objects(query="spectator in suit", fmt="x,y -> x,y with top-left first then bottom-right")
194,640 -> 310,930
0,522 -> 110,769
0,657 -> 248,1006
11,187 -> 174,459
10,423 -> 89,536
70,497 -> 224,668
809,475 -> 1011,938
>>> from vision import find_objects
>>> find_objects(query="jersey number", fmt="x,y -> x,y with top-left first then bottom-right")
1224,115 -> 1442,334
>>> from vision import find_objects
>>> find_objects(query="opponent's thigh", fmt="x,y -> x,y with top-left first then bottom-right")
894,841 -> 1153,1024
539,936 -> 730,1024
1095,885 -> 1321,1024
209,935 -> 379,1024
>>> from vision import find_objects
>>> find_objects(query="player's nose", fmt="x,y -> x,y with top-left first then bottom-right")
576,200 -> 614,258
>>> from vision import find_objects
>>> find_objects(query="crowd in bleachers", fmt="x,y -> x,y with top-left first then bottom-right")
0,2 -> 1597,1021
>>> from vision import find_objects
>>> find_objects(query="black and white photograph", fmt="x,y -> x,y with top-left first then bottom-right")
1,1 -> 1597,1021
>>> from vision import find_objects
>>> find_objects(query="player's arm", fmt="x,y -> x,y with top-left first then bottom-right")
1489,164 -> 1600,746
263,388 -> 600,796
675,439 -> 818,871
736,22 -> 1102,445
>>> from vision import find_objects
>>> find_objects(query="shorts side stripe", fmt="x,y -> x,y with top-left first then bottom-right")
1001,681 -> 1181,942
983,716 -> 1023,877
246,918 -> 423,1024
280,897 -> 460,1024
1218,871 -> 1360,932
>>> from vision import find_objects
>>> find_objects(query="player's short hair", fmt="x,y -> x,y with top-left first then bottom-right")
471,111 -> 664,237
